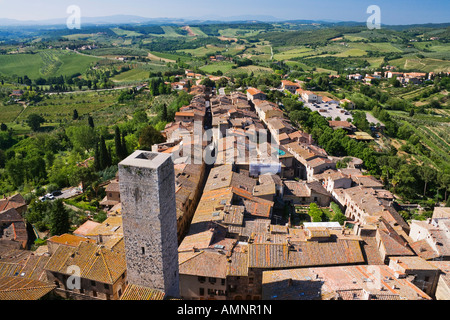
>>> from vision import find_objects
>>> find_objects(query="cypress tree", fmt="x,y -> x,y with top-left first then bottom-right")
94,142 -> 101,171
88,115 -> 95,128
161,103 -> 168,122
50,199 -> 70,236
121,132 -> 128,159
114,126 -> 122,160
107,146 -> 113,168
99,136 -> 109,170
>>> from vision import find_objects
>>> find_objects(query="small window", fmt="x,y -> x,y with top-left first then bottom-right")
91,280 -> 96,287
199,288 -> 204,296
141,247 -> 145,255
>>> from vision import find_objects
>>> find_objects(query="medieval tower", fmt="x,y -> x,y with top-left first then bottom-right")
118,151 -> 179,298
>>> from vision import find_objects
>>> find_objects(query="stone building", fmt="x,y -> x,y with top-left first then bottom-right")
118,151 -> 180,298
44,240 -> 127,300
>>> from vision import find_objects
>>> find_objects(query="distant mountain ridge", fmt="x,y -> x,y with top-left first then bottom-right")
0,14 -> 448,28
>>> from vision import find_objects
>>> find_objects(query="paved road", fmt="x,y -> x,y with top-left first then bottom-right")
54,187 -> 82,200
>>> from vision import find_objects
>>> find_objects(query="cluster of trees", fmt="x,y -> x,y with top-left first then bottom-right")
371,106 -> 398,137
143,37 -> 231,53
253,26 -> 361,47
148,77 -> 172,96
377,154 -> 449,203
26,199 -> 72,235
307,202 -> 347,224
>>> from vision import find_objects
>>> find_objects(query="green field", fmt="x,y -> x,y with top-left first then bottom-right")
0,103 -> 26,124
18,91 -> 118,123
179,45 -> 225,57
160,26 -> 185,37
225,65 -> 273,76
273,47 -> 313,60
187,27 -> 208,37
111,67 -> 153,82
111,27 -> 144,37
388,111 -> 450,171
389,56 -> 450,73
149,51 -> 191,63
0,50 -> 100,79
200,61 -> 236,74
333,48 -> 367,57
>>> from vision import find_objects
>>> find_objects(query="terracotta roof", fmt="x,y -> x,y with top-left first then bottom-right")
179,250 -> 228,279
248,239 -> 364,269
433,207 -> 450,219
175,111 -> 195,117
0,276 -> 56,300
73,220 -> 102,237
282,80 -> 299,87
226,251 -> 248,277
84,216 -> 123,238
247,88 -> 264,96
0,194 -> 26,212
262,265 -> 431,300
328,121 -> 355,129
120,284 -> 166,300
105,180 -> 120,192
47,234 -> 96,247
44,241 -> 126,284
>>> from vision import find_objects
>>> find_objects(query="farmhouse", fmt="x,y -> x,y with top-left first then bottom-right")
246,88 -> 266,102
281,80 -> 300,94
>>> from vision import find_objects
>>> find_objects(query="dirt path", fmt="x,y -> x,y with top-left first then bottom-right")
182,25 -> 196,37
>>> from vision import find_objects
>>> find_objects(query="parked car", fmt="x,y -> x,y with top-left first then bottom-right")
45,193 -> 55,200
51,190 -> 62,197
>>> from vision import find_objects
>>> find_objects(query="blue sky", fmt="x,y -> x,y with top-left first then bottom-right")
0,0 -> 449,24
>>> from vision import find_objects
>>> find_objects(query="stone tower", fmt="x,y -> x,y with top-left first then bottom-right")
118,151 -> 179,298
